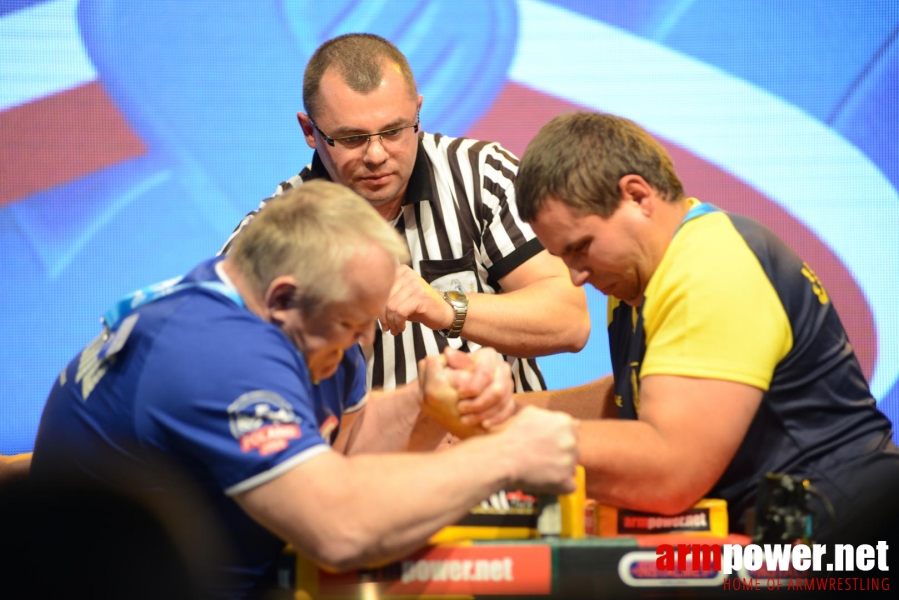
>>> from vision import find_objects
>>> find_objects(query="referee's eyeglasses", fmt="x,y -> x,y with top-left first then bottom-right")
310,116 -> 420,151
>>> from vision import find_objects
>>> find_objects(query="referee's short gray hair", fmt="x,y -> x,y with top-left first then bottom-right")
229,180 -> 410,312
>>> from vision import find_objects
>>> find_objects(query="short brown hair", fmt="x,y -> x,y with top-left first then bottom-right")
516,112 -> 684,221
303,33 -> 418,119
229,180 -> 409,313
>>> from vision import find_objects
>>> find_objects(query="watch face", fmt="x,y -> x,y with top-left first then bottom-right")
445,291 -> 468,303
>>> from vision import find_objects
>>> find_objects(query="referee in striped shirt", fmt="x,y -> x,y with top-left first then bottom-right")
221,33 -> 589,396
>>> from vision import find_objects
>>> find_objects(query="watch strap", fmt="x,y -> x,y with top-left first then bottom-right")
440,291 -> 468,338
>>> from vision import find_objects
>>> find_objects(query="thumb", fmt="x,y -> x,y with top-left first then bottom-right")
443,346 -> 473,369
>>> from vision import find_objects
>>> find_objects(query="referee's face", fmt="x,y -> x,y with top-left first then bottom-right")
302,66 -> 422,215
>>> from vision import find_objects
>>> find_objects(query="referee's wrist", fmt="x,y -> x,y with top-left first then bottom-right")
439,291 -> 469,339
440,299 -> 456,330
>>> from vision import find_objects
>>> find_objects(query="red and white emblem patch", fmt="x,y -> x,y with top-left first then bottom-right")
228,391 -> 302,456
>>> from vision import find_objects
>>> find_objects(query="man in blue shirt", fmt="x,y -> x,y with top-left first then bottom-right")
31,181 -> 579,598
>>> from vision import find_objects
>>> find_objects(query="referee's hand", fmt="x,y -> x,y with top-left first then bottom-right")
380,265 -> 455,335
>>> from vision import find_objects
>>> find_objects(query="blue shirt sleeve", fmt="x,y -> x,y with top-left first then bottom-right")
135,303 -> 331,496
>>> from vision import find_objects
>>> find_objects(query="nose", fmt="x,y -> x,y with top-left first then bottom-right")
362,135 -> 389,165
568,266 -> 589,288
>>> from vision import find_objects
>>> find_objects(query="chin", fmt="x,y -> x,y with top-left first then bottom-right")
312,352 -> 344,382
312,363 -> 339,382
362,187 -> 400,206
621,294 -> 644,308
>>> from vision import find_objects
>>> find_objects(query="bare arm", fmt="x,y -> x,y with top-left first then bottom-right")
461,251 -> 590,357
332,384 -> 422,455
234,406 -> 578,571
333,348 -> 517,454
381,251 -> 590,358
516,375 -> 617,420
0,453 -> 31,485
578,375 -> 763,514
332,386 -> 457,454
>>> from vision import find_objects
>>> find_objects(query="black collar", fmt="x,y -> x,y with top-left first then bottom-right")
307,137 -> 435,206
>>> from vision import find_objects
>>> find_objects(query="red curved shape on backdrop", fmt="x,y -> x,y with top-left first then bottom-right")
0,82 -> 146,207
466,82 -> 877,379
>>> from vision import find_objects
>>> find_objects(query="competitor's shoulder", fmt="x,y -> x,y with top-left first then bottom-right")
154,262 -> 286,345
147,299 -> 304,396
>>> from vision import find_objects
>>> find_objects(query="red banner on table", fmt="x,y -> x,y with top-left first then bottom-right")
319,544 -> 552,596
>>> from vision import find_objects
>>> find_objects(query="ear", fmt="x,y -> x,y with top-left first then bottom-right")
297,112 -> 317,149
618,174 -> 655,216
264,276 -> 299,323
416,94 -> 424,116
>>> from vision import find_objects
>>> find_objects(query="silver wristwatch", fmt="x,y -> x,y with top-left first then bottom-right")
439,290 -> 468,339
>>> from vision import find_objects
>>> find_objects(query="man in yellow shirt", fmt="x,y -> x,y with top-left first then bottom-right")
514,111 -> 899,544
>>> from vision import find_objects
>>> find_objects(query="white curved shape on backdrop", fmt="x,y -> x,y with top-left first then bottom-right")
0,0 -> 95,111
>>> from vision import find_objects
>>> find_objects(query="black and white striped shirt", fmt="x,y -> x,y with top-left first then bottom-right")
221,132 -> 547,393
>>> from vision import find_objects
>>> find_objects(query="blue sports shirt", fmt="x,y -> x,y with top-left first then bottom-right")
32,257 -> 367,598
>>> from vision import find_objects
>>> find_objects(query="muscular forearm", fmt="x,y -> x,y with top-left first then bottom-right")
248,437 -> 516,572
517,379 -> 706,512
579,419 -> 712,514
338,384 -> 424,454
338,384 -> 449,455
461,278 -> 589,358
515,376 -> 703,513
579,375 -> 763,515
515,376 -> 617,420
239,406 -> 577,572
339,437 -> 515,566
517,380 -> 703,512
578,412 -> 730,514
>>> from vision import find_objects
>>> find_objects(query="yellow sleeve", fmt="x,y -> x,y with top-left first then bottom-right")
641,212 -> 792,390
